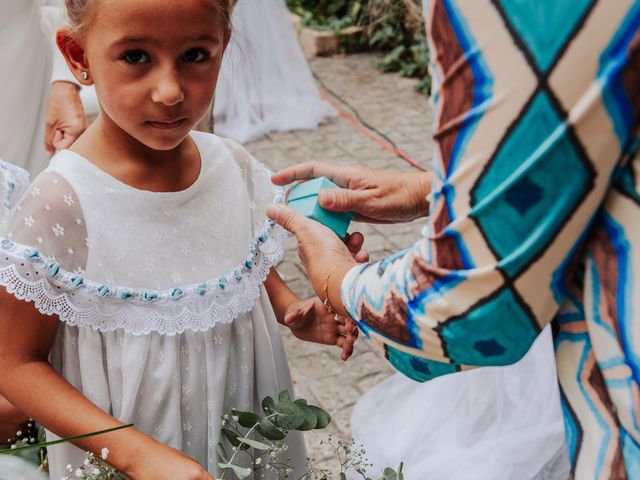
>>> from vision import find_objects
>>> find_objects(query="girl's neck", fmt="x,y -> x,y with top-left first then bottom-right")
69,113 -> 201,193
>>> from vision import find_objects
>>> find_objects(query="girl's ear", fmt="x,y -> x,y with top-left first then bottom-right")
56,27 -> 93,86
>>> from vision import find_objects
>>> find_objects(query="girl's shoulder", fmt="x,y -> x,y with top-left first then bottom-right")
191,131 -> 269,174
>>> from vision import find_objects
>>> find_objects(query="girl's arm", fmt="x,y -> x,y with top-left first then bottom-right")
263,268 -> 299,324
0,395 -> 28,443
0,290 -> 212,479
264,268 -> 356,360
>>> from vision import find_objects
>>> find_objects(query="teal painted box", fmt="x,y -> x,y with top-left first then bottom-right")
288,177 -> 354,237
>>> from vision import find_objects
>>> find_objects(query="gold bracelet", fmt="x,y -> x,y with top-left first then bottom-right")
322,261 -> 352,315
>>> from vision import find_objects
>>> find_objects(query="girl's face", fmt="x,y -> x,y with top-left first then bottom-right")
75,0 -> 229,151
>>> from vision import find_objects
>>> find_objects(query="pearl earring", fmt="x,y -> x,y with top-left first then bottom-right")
81,71 -> 89,81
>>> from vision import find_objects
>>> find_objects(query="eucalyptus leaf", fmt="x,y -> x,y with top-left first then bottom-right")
215,443 -> 228,463
218,463 -> 252,479
232,410 -> 261,429
256,418 -> 286,441
262,396 -> 277,416
222,427 -> 248,450
383,467 -> 398,480
308,405 -> 331,429
274,401 -> 305,430
296,405 -> 318,431
278,390 -> 292,403
238,437 -> 270,450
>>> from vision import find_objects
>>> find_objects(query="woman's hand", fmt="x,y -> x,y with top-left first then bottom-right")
271,161 -> 432,224
266,204 -> 357,318
44,81 -> 87,157
284,297 -> 358,361
125,439 -> 214,480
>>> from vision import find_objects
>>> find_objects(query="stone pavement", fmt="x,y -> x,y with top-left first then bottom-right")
244,53 -> 433,470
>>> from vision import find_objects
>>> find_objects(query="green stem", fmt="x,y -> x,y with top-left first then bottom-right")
219,414 -> 278,480
0,424 -> 134,455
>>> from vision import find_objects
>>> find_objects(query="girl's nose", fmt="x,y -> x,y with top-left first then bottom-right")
151,69 -> 185,106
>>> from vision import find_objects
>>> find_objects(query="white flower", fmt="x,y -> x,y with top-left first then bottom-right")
52,223 -> 65,237
84,458 -> 90,466
255,458 -> 262,466
74,468 -> 83,477
92,467 -> 101,475
101,447 -> 109,460
66,464 -> 73,471
23,215 -> 34,227
63,194 -> 75,206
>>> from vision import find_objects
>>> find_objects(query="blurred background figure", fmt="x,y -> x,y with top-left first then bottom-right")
0,1 -> 93,176
213,0 -> 336,144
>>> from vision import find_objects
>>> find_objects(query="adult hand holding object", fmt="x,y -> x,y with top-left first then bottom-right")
44,81 -> 88,157
271,161 -> 432,224
266,203 -> 358,319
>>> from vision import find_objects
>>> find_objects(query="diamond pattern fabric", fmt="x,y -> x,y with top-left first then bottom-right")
341,1 -> 640,477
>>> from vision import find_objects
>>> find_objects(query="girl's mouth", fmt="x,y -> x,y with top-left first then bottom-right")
147,118 -> 186,130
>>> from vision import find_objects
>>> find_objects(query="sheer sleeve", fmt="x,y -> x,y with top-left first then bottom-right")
221,137 -> 286,249
5,170 -> 87,273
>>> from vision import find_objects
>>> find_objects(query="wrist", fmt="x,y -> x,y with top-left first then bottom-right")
51,80 -> 81,91
106,428 -> 156,475
406,171 -> 432,219
325,260 -> 356,319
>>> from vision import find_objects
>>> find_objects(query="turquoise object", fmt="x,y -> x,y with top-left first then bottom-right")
288,177 -> 354,237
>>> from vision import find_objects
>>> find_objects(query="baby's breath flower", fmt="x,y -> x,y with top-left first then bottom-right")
101,447 -> 109,460
74,468 -> 83,477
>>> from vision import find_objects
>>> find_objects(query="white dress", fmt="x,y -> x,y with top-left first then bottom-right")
213,0 -> 336,144
351,327 -> 570,479
0,1 -> 78,176
0,132 -> 307,479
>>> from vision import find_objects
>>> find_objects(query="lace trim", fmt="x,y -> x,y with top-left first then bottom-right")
0,225 -> 286,335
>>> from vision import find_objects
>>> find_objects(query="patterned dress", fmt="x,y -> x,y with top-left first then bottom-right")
341,1 -> 640,478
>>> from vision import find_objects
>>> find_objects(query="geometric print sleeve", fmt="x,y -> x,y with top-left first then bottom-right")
342,1 -> 639,477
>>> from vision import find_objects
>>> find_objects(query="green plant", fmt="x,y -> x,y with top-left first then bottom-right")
0,394 -> 404,480
287,0 -> 431,94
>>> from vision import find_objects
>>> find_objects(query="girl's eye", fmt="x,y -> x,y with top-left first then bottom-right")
122,50 -> 149,65
183,48 -> 210,63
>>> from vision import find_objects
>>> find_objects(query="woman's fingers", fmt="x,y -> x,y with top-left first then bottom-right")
266,204 -> 316,236
271,161 -> 354,187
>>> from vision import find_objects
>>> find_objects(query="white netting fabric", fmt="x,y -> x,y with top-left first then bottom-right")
0,132 -> 288,335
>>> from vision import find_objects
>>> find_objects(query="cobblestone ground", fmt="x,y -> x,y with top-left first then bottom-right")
245,53 -> 433,471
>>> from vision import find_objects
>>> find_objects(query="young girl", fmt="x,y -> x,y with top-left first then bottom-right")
0,0 -> 357,478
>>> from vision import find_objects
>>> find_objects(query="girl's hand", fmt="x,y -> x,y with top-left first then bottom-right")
284,297 -> 358,361
125,440 -> 214,480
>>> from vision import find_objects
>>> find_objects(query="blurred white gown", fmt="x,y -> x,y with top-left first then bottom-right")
213,0 -> 336,144
351,327 -> 570,479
